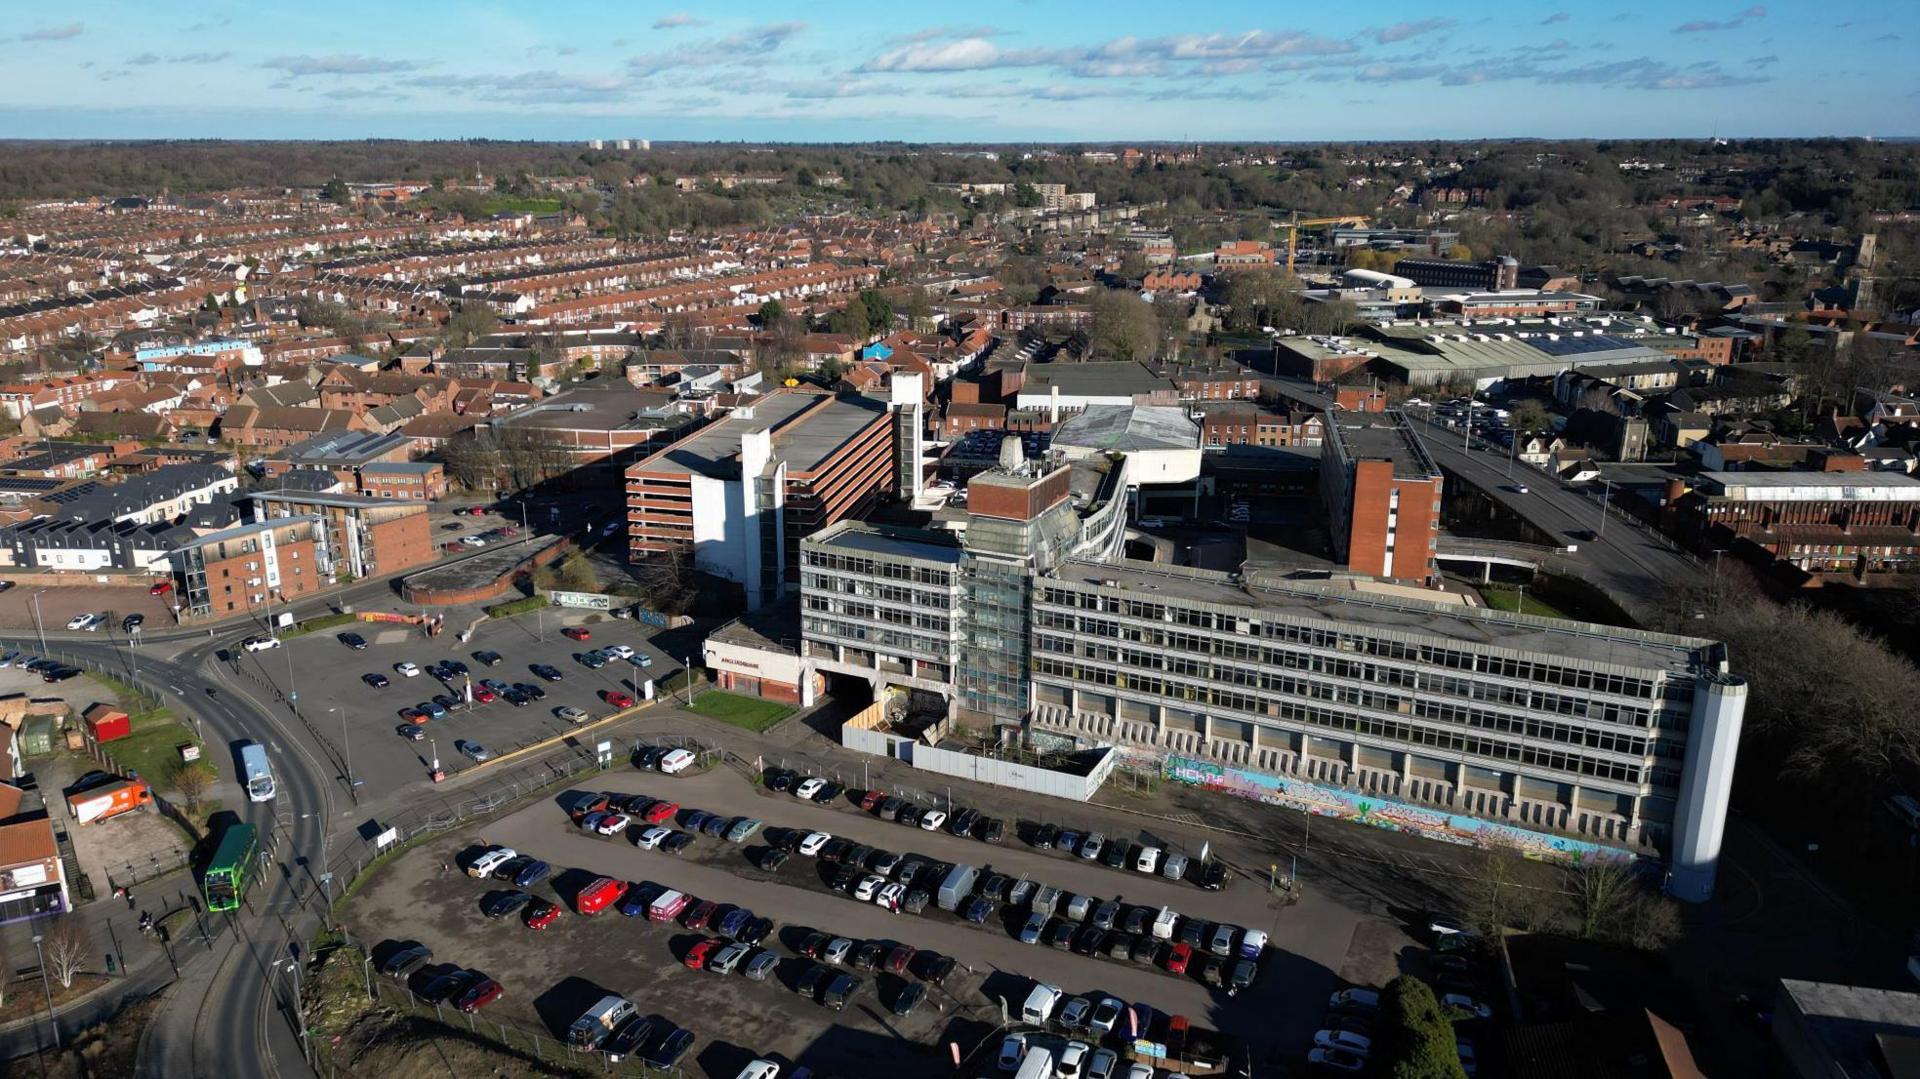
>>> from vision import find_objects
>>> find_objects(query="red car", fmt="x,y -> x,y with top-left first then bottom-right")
642,800 -> 678,824
682,900 -> 718,930
473,686 -> 497,704
443,541 -> 464,553
399,707 -> 428,722
859,790 -> 885,812
499,526 -> 520,537
149,580 -> 172,596
454,976 -> 503,1013
683,937 -> 721,970
604,690 -> 635,709
524,899 -> 561,930
1165,942 -> 1193,975
562,626 -> 590,641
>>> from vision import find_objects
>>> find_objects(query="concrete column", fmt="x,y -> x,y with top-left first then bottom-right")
1670,673 -> 1748,903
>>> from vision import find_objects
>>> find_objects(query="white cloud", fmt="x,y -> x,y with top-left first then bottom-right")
630,21 -> 806,75
1676,5 -> 1767,32
652,13 -> 706,30
264,54 -> 424,77
861,27 -> 1355,75
1367,19 -> 1454,45
19,23 -> 83,42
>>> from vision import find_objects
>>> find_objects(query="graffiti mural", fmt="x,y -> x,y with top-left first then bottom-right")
1156,752 -> 1637,866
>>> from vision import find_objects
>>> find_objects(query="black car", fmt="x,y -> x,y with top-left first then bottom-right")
604,1015 -> 657,1058
1073,926 -> 1107,956
976,817 -> 1005,843
852,941 -> 885,971
888,981 -> 926,1017
843,843 -> 875,869
1198,861 -> 1230,891
339,632 -> 367,650
42,667 -> 78,682
363,672 -> 390,688
1178,919 -> 1207,949
797,963 -> 834,998
819,838 -> 852,862
474,650 -> 504,667
377,943 -> 433,979
764,768 -> 796,792
480,890 -> 534,919
443,659 -> 469,676
1132,937 -> 1164,965
811,781 -> 844,804
979,873 -> 1012,901
644,1026 -> 695,1069
756,848 -> 790,871
531,663 -> 564,682
914,953 -> 957,985
1032,822 -> 1060,849
1123,906 -> 1152,935
500,688 -> 530,707
514,682 -> 547,700
897,804 -> 923,827
738,916 -> 774,946
634,746 -> 669,770
416,968 -> 477,1004
821,972 -> 860,1011
1047,919 -> 1077,950
1102,842 -> 1131,870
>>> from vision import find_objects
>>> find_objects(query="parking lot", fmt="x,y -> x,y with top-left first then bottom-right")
344,764 -> 1357,1077
227,609 -> 685,801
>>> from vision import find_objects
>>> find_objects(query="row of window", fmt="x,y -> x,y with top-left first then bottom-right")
803,551 -> 956,586
802,616 -> 949,661
1036,588 -> 1667,700
801,573 -> 955,610
1034,656 -> 1652,787
803,594 -> 952,634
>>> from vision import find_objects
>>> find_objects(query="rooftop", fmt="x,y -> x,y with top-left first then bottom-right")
1047,558 -> 1716,674
1698,472 -> 1920,500
1018,360 -> 1175,398
491,383 -> 681,434
637,392 -> 888,480
811,520 -> 966,566
1052,405 -> 1200,453
1324,410 -> 1442,480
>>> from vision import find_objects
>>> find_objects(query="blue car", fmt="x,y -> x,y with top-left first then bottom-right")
700,815 -> 729,838
962,896 -> 993,924
717,907 -> 750,938
418,701 -> 447,719
617,883 -> 653,917
683,810 -> 714,832
512,859 -> 551,888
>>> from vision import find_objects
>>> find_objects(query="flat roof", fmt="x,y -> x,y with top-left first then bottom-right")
1019,360 -> 1174,397
1325,411 -> 1441,480
639,392 -> 886,480
1048,558 -> 1714,674
1700,471 -> 1920,501
812,521 -> 965,565
1052,405 -> 1199,452
491,384 -> 681,433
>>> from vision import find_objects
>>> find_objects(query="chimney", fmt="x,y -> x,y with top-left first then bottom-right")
1050,384 -> 1061,424
1664,478 -> 1687,505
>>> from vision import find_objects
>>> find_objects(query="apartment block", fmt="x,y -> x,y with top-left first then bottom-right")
626,391 -> 894,606
168,517 -> 325,617
1320,409 -> 1443,583
245,490 -> 436,580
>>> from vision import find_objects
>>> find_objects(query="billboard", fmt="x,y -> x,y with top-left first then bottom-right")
547,590 -> 613,611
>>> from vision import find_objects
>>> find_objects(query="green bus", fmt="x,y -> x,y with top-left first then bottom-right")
202,823 -> 260,913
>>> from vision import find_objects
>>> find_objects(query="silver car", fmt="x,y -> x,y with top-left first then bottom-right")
455,740 -> 492,762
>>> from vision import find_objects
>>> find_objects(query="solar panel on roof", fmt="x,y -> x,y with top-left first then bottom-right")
1530,334 -> 1639,357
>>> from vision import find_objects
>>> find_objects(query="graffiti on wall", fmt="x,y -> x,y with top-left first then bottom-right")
1155,751 -> 1636,866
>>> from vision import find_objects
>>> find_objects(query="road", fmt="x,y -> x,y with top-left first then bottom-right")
11,633 -> 331,1079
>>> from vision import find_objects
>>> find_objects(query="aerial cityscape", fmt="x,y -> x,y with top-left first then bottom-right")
0,4 -> 1916,1079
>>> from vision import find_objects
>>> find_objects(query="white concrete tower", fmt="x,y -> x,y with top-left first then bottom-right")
1668,671 -> 1748,902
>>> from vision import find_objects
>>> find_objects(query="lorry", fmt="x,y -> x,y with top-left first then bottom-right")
647,888 -> 690,922
568,995 -> 638,1049
239,742 -> 275,802
66,776 -> 153,824
936,863 -> 979,912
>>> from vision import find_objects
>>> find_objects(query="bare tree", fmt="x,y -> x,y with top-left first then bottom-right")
1567,860 -> 1637,940
169,761 -> 209,816
41,915 -> 91,990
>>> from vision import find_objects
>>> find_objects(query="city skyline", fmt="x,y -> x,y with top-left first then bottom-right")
4,1 -> 1917,142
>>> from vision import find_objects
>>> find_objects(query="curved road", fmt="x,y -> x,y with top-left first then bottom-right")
12,632 -> 329,1079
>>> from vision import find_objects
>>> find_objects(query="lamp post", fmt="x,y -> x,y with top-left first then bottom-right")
333,706 -> 358,799
1598,479 -> 1612,538
31,932 -> 56,1050
30,591 -> 47,655
273,958 -> 310,1064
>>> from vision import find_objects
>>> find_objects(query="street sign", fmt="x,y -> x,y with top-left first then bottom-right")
374,827 -> 399,849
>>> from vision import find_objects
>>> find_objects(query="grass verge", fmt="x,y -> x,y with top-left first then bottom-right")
1481,587 -> 1571,619
484,595 -> 547,618
686,690 -> 793,733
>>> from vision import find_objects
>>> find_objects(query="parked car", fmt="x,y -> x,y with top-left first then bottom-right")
454,976 -> 503,1013
605,690 -> 635,709
562,626 -> 591,641
338,632 -> 368,650
524,899 -> 561,930
455,740 -> 492,762
377,943 -> 432,980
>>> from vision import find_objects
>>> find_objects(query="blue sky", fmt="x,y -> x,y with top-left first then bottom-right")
4,2 -> 1915,141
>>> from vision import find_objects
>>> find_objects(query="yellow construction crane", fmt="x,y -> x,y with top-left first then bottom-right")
1282,213 -> 1367,274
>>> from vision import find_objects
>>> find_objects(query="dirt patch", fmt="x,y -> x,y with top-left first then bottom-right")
1,991 -> 160,1079
0,973 -> 110,1027
1340,918 -> 1422,989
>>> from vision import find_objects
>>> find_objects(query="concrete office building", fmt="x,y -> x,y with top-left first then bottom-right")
1393,255 -> 1520,291
1320,409 -> 1443,583
626,391 -> 894,606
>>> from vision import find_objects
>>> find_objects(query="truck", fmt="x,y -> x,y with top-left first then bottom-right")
936,863 -> 979,912
1151,906 -> 1179,941
66,777 -> 153,825
239,742 -> 275,802
647,888 -> 690,922
1030,885 -> 1061,917
568,995 -> 638,1049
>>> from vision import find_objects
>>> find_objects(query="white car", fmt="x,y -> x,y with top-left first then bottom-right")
468,848 -> 516,878
594,813 -> 630,836
875,882 -> 906,912
395,662 -> 421,677
1314,1030 -> 1371,1055
604,644 -> 635,660
1122,1066 -> 1152,1079
1307,1047 -> 1366,1074
709,942 -> 750,975
797,831 -> 831,856
68,613 -> 102,631
557,706 -> 590,723
1056,1040 -> 1091,1079
919,809 -> 948,831
241,635 -> 280,652
1441,994 -> 1493,1020
794,777 -> 827,800
635,826 -> 673,850
735,1061 -> 780,1079
853,875 -> 886,902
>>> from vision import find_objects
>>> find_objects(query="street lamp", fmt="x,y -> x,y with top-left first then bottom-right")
332,707 -> 358,796
273,958 -> 310,1062
31,932 -> 56,1049
30,591 -> 47,655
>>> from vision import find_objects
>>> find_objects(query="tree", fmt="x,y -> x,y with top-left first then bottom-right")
756,299 -> 785,328
857,289 -> 894,336
41,915 -> 90,990
438,432 -> 501,492
1446,244 -> 1474,261
1373,975 -> 1470,1079
320,177 -> 351,204
1013,182 -> 1043,208
1508,398 -> 1552,435
440,306 -> 498,351
169,761 -> 210,816
1089,289 -> 1158,363
829,294 -> 871,340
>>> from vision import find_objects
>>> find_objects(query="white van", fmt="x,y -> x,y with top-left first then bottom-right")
1020,983 -> 1063,1026
1014,1047 -> 1056,1079
1135,846 -> 1163,874
658,748 -> 696,774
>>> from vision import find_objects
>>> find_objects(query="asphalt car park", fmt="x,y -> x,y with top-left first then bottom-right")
230,612 -> 681,800
377,767 -> 1348,1065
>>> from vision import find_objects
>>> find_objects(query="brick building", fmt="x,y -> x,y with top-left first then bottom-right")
168,517 -> 326,617
246,490 -> 436,580
1320,410 -> 1443,583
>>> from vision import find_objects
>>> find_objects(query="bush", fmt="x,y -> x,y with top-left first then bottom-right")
484,596 -> 548,618
1373,975 -> 1469,1079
